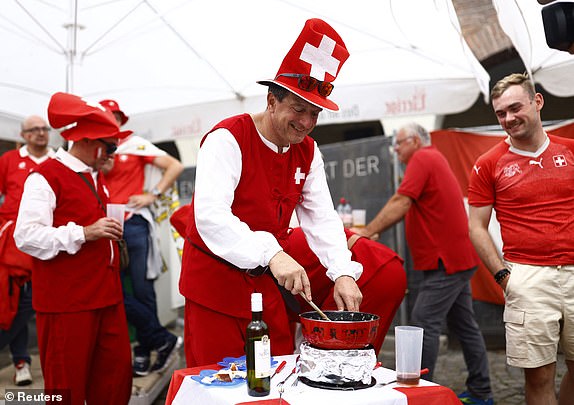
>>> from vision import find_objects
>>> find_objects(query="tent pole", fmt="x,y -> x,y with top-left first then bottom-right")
65,0 -> 79,93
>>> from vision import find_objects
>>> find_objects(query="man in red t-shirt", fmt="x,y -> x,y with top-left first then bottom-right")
0,115 -> 54,386
468,73 -> 574,405
353,123 -> 493,404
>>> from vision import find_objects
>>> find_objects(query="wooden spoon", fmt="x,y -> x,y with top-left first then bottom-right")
299,291 -> 331,321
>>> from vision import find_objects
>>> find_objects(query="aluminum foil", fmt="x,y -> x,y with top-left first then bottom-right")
298,341 -> 377,385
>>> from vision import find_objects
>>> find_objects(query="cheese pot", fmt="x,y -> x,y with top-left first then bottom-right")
299,311 -> 379,350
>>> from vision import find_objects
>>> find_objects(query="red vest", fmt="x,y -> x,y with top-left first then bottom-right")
181,114 -> 315,318
31,159 -> 123,312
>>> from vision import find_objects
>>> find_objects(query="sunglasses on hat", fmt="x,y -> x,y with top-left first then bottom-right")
97,139 -> 118,155
275,73 -> 334,97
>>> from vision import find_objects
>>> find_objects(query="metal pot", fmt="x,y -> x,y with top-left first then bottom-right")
299,311 -> 379,350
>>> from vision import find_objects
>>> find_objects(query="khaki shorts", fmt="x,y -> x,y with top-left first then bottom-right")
503,262 -> 574,368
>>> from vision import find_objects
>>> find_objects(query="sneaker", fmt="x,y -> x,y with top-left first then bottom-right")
133,355 -> 151,377
150,335 -> 182,373
458,391 -> 494,405
14,361 -> 32,386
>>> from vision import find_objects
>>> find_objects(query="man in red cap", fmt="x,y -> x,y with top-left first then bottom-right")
0,115 -> 55,386
99,98 -> 184,377
179,18 -> 404,367
14,93 -> 133,405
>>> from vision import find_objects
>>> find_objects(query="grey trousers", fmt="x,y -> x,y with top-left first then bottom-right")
411,263 -> 492,399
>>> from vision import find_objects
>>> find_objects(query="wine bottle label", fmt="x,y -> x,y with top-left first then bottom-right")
254,335 -> 271,378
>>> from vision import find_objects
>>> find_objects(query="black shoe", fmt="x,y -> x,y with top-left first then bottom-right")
133,355 -> 151,377
150,335 -> 182,373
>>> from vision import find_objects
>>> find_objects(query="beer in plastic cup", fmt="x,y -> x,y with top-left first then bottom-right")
352,209 -> 366,228
395,325 -> 424,386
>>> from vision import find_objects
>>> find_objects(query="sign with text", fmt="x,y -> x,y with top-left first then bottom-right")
319,136 -> 397,249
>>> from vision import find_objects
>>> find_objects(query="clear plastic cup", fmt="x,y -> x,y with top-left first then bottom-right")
395,326 -> 424,386
351,209 -> 366,228
106,203 -> 126,228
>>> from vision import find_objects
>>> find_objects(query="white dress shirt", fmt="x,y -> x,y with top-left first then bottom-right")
14,148 -> 98,260
194,126 -> 362,282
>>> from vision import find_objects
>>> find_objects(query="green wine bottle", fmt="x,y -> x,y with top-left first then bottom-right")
246,292 -> 271,396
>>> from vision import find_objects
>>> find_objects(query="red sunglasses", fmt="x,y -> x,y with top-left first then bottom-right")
275,73 -> 334,97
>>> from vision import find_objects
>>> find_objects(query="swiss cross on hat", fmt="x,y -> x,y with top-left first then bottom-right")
99,99 -> 129,125
258,18 -> 349,111
47,92 -> 132,141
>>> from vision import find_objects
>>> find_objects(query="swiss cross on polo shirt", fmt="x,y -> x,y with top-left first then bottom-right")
300,34 -> 340,80
554,155 -> 568,167
294,167 -> 306,184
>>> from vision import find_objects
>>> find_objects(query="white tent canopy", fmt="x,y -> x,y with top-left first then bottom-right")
493,0 -> 574,97
0,0 -> 490,142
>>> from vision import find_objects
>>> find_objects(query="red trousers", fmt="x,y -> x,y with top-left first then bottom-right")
184,229 -> 406,367
36,303 -> 132,405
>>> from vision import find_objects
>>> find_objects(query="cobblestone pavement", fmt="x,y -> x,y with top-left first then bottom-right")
434,348 -> 567,405
380,342 -> 568,405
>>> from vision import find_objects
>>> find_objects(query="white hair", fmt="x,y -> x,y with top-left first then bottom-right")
401,122 -> 430,146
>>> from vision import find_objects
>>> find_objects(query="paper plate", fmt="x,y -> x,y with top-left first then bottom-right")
190,369 -> 245,387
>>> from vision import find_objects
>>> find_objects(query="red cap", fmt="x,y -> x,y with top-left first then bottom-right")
48,92 -> 132,141
257,19 -> 349,111
99,99 -> 129,125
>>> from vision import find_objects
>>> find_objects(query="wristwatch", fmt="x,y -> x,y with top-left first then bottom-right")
151,187 -> 162,198
494,268 -> 511,284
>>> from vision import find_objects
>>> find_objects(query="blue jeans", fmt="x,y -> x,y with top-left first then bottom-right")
0,282 -> 34,365
411,262 -> 492,399
122,214 -> 172,357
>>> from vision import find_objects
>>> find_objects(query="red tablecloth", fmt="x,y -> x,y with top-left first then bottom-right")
394,386 -> 460,405
166,365 -> 214,405
165,364 -> 460,405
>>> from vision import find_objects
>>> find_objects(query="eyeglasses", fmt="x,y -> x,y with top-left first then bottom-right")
23,126 -> 51,134
275,73 -> 334,97
97,139 -> 118,155
393,136 -> 415,147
